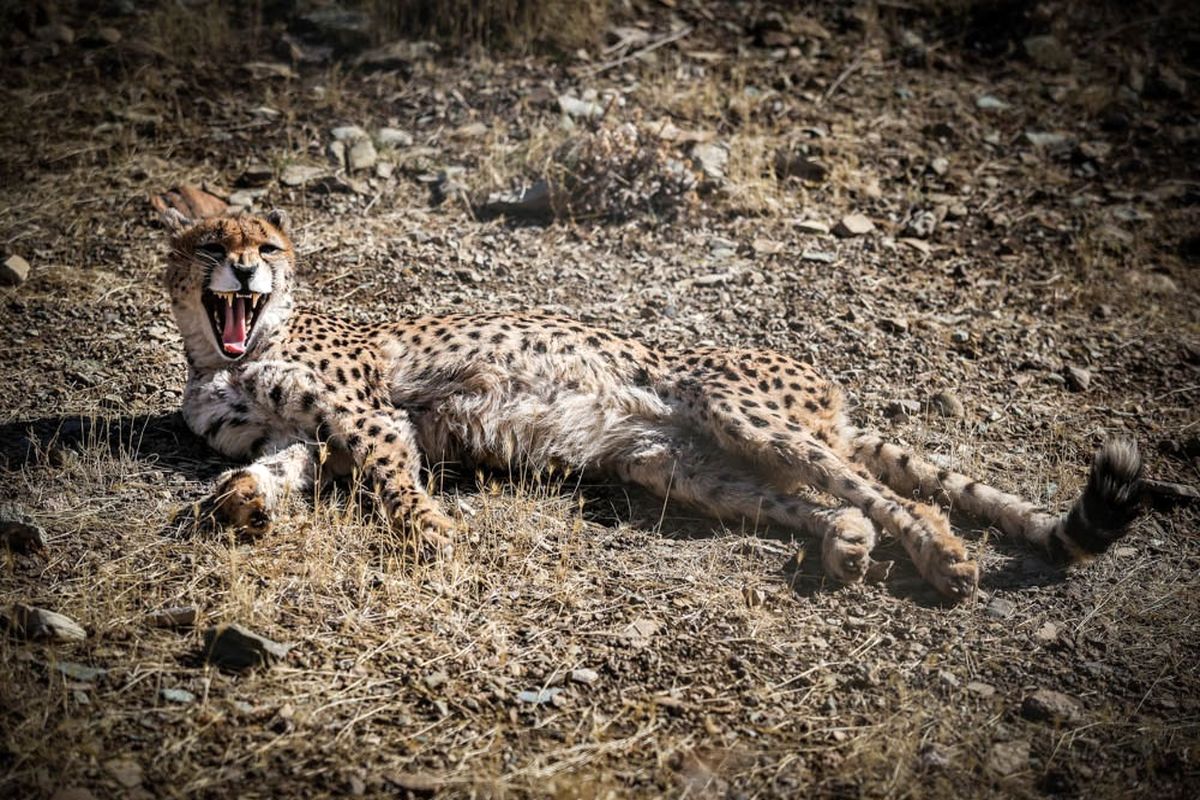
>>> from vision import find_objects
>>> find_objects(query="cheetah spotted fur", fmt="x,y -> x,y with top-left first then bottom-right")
162,210 -> 1144,601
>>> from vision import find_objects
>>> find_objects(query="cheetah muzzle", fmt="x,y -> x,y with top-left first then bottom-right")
160,209 -> 1146,603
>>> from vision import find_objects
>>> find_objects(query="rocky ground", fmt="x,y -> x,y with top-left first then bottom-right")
1,1 -> 1198,797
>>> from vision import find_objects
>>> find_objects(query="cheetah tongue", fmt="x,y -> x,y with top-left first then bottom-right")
222,297 -> 248,355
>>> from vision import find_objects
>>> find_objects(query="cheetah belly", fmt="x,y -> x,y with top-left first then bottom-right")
404,378 -> 673,472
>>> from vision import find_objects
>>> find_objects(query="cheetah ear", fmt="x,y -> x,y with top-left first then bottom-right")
159,208 -> 193,235
264,208 -> 290,234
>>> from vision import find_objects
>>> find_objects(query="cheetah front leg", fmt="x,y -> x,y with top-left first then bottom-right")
201,441 -> 319,536
339,408 -> 456,556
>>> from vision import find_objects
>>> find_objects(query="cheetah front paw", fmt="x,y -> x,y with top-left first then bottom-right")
822,508 -> 877,584
200,471 -> 272,537
393,506 -> 458,560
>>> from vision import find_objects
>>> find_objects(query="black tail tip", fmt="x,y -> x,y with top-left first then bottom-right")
1061,439 -> 1144,556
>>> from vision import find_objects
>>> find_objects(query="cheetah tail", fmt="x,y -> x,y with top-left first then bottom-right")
849,432 -> 1144,562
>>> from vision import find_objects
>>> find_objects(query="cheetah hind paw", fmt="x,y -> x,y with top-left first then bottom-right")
393,507 -> 458,561
821,508 -> 878,584
196,471 -> 272,537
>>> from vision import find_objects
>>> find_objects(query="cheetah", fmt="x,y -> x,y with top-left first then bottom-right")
161,209 -> 1144,601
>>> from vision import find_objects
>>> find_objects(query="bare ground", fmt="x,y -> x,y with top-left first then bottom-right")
1,1 -> 1198,798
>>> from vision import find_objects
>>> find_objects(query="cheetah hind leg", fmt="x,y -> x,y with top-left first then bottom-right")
613,445 -> 880,585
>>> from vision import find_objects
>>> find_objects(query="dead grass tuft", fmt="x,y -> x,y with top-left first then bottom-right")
365,0 -> 610,54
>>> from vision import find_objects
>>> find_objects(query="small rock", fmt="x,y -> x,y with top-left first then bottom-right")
752,238 -> 783,256
56,662 -> 106,682
570,668 -> 599,685
929,390 -> 964,418
375,161 -> 395,180
1064,366 -> 1091,392
691,142 -> 729,182
775,151 -> 828,182
929,157 -> 950,176
280,164 -> 325,187
236,164 -> 273,187
1,254 -> 31,286
988,740 -> 1030,776
877,316 -> 909,334
801,250 -> 836,263
886,399 -> 921,421
1022,688 -> 1082,724
147,606 -> 197,628
355,40 -> 439,71
1141,479 -> 1200,511
5,604 -> 86,642
905,209 -> 939,239
36,24 -> 75,45
0,511 -> 47,554
985,597 -> 1015,620
384,771 -> 442,795
479,180 -> 555,220
937,670 -> 960,688
347,138 -> 378,171
423,671 -> 448,691
327,140 -> 347,169
453,121 -> 489,139
376,127 -> 413,147
558,94 -> 605,119
975,94 -> 1010,111
1033,621 -> 1060,644
202,623 -> 289,670
103,758 -> 143,789
621,618 -> 660,648
516,688 -> 564,705
330,125 -> 369,142
160,687 -> 196,704
50,789 -> 97,800
1023,34 -> 1071,70
793,219 -> 830,235
834,213 -> 875,237
1022,131 -> 1071,149
966,681 -> 996,698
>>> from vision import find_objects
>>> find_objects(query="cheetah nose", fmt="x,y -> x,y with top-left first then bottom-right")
232,263 -> 257,291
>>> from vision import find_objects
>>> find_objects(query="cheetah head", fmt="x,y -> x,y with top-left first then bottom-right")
161,210 -> 295,365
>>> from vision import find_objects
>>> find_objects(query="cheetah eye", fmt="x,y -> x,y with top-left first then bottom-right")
197,243 -> 226,260
259,243 -> 281,255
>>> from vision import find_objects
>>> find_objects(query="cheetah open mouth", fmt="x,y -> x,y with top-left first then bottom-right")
203,291 -> 268,357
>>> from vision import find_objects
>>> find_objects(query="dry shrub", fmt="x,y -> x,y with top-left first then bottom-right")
546,122 -> 699,221
364,0 -> 610,53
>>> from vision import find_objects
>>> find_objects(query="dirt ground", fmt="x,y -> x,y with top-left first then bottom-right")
1,1 -> 1198,798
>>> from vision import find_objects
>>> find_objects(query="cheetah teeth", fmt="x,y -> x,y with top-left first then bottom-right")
211,291 -> 264,308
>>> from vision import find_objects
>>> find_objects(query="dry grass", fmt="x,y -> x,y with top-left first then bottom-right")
365,0 -> 610,54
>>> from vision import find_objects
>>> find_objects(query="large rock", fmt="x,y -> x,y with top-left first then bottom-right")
478,180 -> 555,220
203,623 -> 290,670
834,213 -> 875,237
1,254 -> 30,286
5,603 -> 86,642
0,510 -> 46,553
1022,688 -> 1082,724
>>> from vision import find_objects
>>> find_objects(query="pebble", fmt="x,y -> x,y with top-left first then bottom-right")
752,238 -> 784,255
570,668 -> 599,685
886,399 -> 921,421
1,254 -> 30,286
919,743 -> 950,770
621,618 -> 660,648
147,606 -> 197,628
280,164 -> 326,187
691,142 -> 729,182
1064,366 -> 1091,392
1033,621 -> 1060,644
516,687 -> 564,705
202,623 -> 290,670
330,125 -> 369,142
1023,34 -> 1071,70
6,603 -> 86,642
966,681 -> 996,698
56,662 -> 106,682
775,152 -> 828,182
558,94 -> 605,119
975,94 -> 1010,111
376,127 -> 414,147
1023,131 -> 1071,149
985,597 -> 1015,620
1022,688 -> 1082,724
237,164 -> 274,187
793,219 -> 830,235
801,250 -> 836,263
929,390 -> 964,418
988,740 -> 1030,776
423,671 -> 448,690
160,687 -> 196,704
103,758 -> 143,789
834,213 -> 875,237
